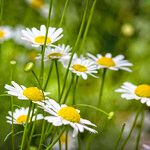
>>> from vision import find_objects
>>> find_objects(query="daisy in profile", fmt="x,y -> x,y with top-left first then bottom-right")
4,81 -> 49,102
21,25 -> 63,47
87,53 -> 133,72
36,44 -> 71,61
38,98 -> 97,137
115,82 -> 150,106
0,26 -> 12,43
6,107 -> 43,124
62,54 -> 98,80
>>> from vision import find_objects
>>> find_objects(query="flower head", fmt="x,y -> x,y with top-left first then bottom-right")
0,26 -> 12,43
62,54 -> 98,80
87,53 -> 133,72
22,25 -> 63,47
115,82 -> 150,106
5,81 -> 49,102
38,98 -> 97,137
6,107 -> 43,124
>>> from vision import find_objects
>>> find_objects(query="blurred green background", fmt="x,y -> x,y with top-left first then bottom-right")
1,0 -> 150,149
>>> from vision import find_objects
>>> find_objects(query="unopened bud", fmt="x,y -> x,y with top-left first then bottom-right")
108,112 -> 114,120
24,62 -> 34,72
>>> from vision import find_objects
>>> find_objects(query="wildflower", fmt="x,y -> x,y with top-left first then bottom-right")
6,107 -> 43,124
38,98 -> 97,137
26,0 -> 44,9
87,53 -> 132,72
115,82 -> 150,106
62,54 -> 98,80
0,26 -> 12,43
22,25 -> 63,47
5,81 -> 49,102
36,44 -> 71,61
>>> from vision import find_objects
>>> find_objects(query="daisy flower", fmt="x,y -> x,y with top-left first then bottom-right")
26,0 -> 44,9
87,53 -> 133,72
21,25 -> 63,47
36,44 -> 71,61
6,107 -> 43,124
115,82 -> 150,106
38,98 -> 97,137
0,26 -> 12,43
62,54 -> 98,80
4,81 -> 49,102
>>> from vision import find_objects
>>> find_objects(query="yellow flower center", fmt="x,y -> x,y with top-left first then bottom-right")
48,52 -> 62,59
0,30 -> 5,39
58,106 -> 80,123
23,87 -> 43,101
31,0 -> 44,8
97,57 -> 115,67
34,36 -> 51,44
72,64 -> 87,72
16,115 -> 27,124
135,84 -> 150,98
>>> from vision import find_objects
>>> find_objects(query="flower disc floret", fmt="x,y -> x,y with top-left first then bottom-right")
31,0 -> 44,8
97,57 -> 115,67
72,64 -> 87,72
58,106 -> 80,123
34,36 -> 51,44
23,87 -> 43,101
135,84 -> 150,98
48,52 -> 62,59
16,115 -> 27,124
0,30 -> 5,39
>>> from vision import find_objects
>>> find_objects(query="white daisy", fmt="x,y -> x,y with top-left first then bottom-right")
115,82 -> 150,106
0,26 -> 12,43
38,98 -> 97,137
36,44 -> 71,61
26,0 -> 45,9
62,54 -> 98,80
21,25 -> 63,47
6,107 -> 43,124
87,53 -> 133,72
4,81 -> 49,102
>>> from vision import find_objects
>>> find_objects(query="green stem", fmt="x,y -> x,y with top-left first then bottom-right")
59,0 -> 89,102
61,74 -> 75,104
97,68 -> 107,107
120,108 -> 141,149
0,0 -> 4,25
72,76 -> 79,105
20,101 -> 32,150
32,71 -> 42,89
55,60 -> 61,99
44,61 -> 54,90
79,0 -> 97,54
135,110 -> 145,150
59,0 -> 70,27
59,138 -> 62,150
46,127 -> 66,150
114,123 -> 126,150
65,131 -> 68,150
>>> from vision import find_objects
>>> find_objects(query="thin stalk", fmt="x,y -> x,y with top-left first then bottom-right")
55,60 -> 61,99
114,123 -> 126,150
20,101 -> 32,150
97,68 -> 107,107
135,110 -> 145,150
32,71 -> 42,89
65,131 -> 68,150
72,76 -> 79,105
39,0 -> 53,86
78,134 -> 81,150
46,127 -> 66,150
59,139 -> 62,150
44,61 -> 54,90
79,0 -> 97,54
120,108 -> 141,149
61,74 -> 75,104
59,0 -> 89,102
0,0 -> 4,24
59,0 -> 70,27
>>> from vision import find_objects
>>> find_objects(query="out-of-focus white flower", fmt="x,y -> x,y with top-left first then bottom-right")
0,26 -> 12,43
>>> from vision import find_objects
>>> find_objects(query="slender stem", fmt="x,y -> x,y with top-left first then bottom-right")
135,110 -> 145,150
0,0 -> 4,25
46,127 -> 66,150
20,101 -> 32,150
44,61 -> 54,90
61,74 -> 75,104
79,0 -> 97,54
32,71 -> 42,89
55,60 -> 61,99
59,0 -> 89,102
39,0 -> 53,86
72,76 -> 79,105
120,108 -> 141,149
59,138 -> 62,150
114,123 -> 126,150
97,68 -> 107,107
59,0 -> 70,27
65,131 -> 68,150
78,134 -> 81,150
